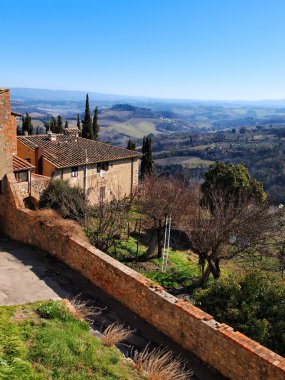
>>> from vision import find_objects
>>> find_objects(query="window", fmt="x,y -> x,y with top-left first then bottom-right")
99,186 -> 106,202
15,171 -> 28,182
71,166 -> 78,177
25,158 -> 32,163
97,162 -> 109,173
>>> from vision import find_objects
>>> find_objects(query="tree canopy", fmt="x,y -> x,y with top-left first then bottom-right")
127,140 -> 136,150
201,162 -> 266,208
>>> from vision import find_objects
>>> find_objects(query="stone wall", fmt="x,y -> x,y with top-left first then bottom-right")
0,89 -> 14,179
1,173 -> 285,380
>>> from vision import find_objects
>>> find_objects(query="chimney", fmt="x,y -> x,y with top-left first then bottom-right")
47,131 -> 57,142
35,146 -> 44,174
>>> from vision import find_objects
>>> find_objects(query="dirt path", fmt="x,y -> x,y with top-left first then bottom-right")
0,239 -> 225,380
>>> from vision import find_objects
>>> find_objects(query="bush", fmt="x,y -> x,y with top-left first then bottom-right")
36,301 -> 73,322
39,179 -> 87,221
194,271 -> 285,356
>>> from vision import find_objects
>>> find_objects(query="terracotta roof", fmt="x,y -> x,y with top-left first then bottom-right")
13,155 -> 34,172
17,134 -> 141,169
64,127 -> 79,132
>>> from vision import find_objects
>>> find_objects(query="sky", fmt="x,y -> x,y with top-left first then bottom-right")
1,0 -> 285,100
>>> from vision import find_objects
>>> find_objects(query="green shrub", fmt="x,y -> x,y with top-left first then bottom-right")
39,179 -> 87,221
35,301 -> 73,322
194,271 -> 285,356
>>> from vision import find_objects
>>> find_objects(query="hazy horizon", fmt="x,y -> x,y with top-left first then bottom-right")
9,86 -> 285,104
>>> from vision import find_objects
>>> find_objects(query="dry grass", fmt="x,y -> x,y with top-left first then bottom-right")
69,295 -> 104,322
134,346 -> 193,380
32,209 -> 88,241
102,322 -> 134,346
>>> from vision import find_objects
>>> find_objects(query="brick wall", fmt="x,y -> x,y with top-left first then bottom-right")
1,173 -> 285,380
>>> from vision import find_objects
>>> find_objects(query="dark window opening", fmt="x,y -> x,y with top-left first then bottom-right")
97,162 -> 109,172
25,158 -> 32,163
15,171 -> 28,182
71,166 -> 78,177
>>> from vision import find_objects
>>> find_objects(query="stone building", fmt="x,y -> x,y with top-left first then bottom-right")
0,88 -> 36,200
17,129 -> 140,203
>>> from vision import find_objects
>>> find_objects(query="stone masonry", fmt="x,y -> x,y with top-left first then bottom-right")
0,89 -> 15,179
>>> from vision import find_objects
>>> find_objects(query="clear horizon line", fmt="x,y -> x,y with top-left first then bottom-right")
9,86 -> 285,103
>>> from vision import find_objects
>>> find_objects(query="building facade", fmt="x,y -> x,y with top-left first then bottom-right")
17,130 -> 140,203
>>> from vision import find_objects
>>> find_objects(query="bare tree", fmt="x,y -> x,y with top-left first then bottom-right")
86,197 -> 130,252
138,175 -> 194,259
183,187 -> 280,287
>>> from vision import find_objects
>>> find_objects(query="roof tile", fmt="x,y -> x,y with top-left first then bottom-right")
17,134 -> 140,168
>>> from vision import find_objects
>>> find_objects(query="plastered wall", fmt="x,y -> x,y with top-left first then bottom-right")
17,140 -> 139,203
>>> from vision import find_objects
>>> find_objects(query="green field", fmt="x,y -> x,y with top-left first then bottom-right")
155,156 -> 214,168
106,119 -> 157,138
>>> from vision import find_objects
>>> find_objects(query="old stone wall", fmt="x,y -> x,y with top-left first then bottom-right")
2,173 -> 285,380
0,89 -> 14,179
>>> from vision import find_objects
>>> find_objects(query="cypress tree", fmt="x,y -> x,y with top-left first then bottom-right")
65,120 -> 69,129
77,114 -> 81,131
92,106 -> 100,141
55,115 -> 63,133
127,139 -> 136,150
22,113 -> 33,135
49,117 -> 57,133
140,136 -> 154,179
81,94 -> 93,139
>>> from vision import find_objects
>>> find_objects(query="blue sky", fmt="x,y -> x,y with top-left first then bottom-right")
1,0 -> 285,100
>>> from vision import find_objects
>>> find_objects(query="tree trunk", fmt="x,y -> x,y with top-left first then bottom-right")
196,257 -> 221,287
196,265 -> 211,287
144,231 -> 158,258
156,223 -> 164,259
209,257 -> 221,279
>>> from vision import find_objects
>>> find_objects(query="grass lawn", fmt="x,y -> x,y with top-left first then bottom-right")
111,234 -> 243,295
0,301 -> 144,380
112,236 -> 203,293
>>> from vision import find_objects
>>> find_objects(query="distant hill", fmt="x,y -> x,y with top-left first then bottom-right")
10,87 -> 285,108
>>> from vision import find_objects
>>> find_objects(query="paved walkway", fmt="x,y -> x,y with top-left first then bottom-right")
0,239 -> 224,380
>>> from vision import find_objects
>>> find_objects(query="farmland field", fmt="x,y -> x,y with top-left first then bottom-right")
155,156 -> 214,168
